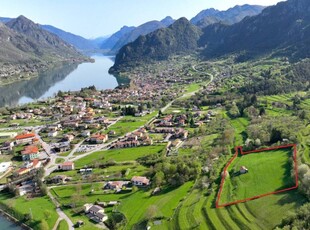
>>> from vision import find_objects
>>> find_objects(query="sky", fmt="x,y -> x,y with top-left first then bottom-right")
0,0 -> 284,38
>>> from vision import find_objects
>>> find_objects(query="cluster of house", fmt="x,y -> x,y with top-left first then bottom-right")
111,128 -> 152,149
151,127 -> 189,141
0,132 -> 46,176
155,114 -> 188,127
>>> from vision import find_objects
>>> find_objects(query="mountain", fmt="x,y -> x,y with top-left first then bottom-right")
191,4 -> 265,28
5,15 -> 84,61
1,17 -> 100,51
0,15 -> 89,81
110,17 -> 175,53
161,16 -> 175,26
89,36 -> 109,48
110,17 -> 201,72
199,0 -> 310,61
101,16 -> 175,53
0,17 -> 12,23
0,21 -> 36,63
40,25 -> 96,51
100,26 -> 135,50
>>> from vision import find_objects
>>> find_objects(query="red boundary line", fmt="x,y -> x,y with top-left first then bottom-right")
216,144 -> 298,208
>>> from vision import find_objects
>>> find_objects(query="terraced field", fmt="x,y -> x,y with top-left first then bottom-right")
173,186 -> 306,229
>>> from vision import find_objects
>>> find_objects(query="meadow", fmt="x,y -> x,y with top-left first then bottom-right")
219,148 -> 296,205
75,144 -> 165,168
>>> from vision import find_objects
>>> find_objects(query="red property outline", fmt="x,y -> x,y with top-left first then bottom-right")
216,144 -> 298,208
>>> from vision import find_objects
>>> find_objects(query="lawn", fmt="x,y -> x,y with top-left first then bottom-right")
105,112 -> 157,137
75,144 -> 165,168
219,148 -> 296,205
0,193 -> 58,230
56,219 -> 69,230
230,117 -> 249,146
118,182 -> 193,229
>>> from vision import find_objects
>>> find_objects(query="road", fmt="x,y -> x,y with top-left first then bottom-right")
14,62 -> 215,229
48,189 -> 74,230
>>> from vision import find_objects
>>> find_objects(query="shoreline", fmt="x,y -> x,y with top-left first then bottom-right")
0,58 -> 91,87
0,208 -> 32,230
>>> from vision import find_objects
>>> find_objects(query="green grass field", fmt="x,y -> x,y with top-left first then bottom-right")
75,144 -> 165,168
219,148 -> 295,205
105,112 -> 157,137
56,219 -> 69,230
174,188 -> 305,230
0,193 -> 58,229
230,117 -> 249,146
52,182 -> 194,230
118,182 -> 193,229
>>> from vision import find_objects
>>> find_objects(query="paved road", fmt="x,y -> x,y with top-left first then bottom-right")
47,189 -> 75,230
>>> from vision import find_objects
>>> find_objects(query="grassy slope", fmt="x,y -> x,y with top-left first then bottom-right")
57,219 -> 69,230
75,144 -> 165,168
220,148 -> 295,204
0,193 -> 58,229
119,182 -> 193,229
52,182 -> 194,230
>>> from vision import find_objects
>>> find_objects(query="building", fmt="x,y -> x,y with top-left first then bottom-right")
48,131 -> 58,137
131,176 -> 150,186
21,146 -> 39,161
103,181 -> 129,191
84,204 -> 108,223
15,133 -> 36,145
60,162 -> 74,171
0,132 -> 17,139
0,162 -> 12,174
240,166 -> 248,174
90,134 -> 108,144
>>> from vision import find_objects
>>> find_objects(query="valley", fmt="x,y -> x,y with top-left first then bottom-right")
0,0 -> 310,229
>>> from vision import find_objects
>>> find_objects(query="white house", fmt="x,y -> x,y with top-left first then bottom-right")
60,162 -> 74,171
131,176 -> 150,186
84,204 -> 108,222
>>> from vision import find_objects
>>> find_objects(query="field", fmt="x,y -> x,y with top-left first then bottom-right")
105,112 -> 157,137
74,144 -> 165,168
56,219 -> 69,230
51,182 -> 194,230
0,193 -> 58,229
173,188 -> 305,230
218,146 -> 297,206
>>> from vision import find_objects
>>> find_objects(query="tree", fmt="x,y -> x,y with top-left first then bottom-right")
43,210 -> 51,220
147,101 -> 152,109
228,102 -> 240,118
38,220 -> 49,230
153,171 -> 165,187
270,128 -> 282,143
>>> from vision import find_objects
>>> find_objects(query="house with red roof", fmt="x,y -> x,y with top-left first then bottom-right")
60,161 -> 74,171
21,145 -> 39,161
90,134 -> 108,144
15,133 -> 36,145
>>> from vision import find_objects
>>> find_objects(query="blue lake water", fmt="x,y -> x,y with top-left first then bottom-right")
0,215 -> 21,230
0,55 -> 120,107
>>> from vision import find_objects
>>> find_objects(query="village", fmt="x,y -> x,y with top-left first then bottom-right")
0,57 -> 217,229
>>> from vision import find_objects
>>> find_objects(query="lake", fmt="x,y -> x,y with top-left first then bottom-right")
0,55 -> 125,107
0,215 -> 21,229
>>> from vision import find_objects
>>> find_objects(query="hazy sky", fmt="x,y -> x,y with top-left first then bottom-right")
0,0 -> 284,38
